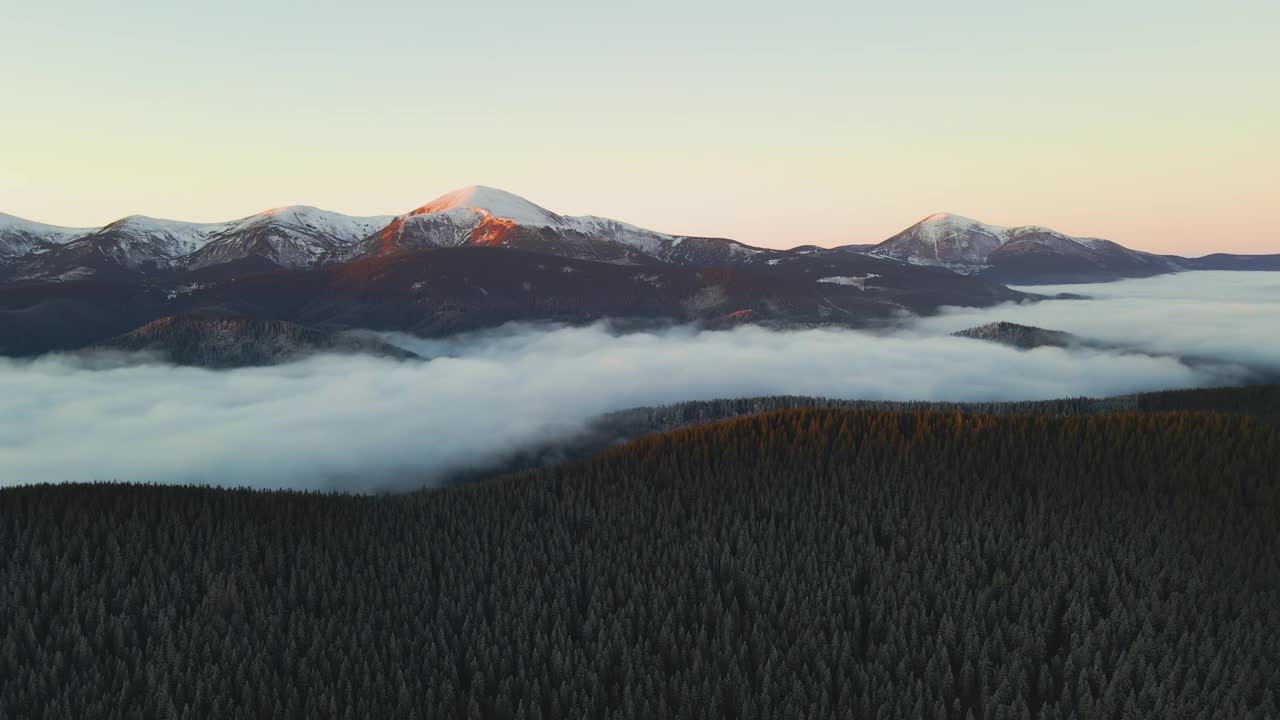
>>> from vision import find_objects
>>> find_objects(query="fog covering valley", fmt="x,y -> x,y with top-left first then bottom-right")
2,272 -> 1276,490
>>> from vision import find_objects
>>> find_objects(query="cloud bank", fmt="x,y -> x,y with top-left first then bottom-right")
917,271 -> 1280,372
0,272 -> 1275,490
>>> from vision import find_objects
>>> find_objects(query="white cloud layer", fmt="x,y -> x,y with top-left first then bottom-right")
0,271 -> 1275,490
918,271 -> 1280,371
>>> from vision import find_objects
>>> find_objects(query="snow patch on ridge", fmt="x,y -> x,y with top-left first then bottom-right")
0,212 -> 100,258
0,212 -> 98,239
818,274 -> 879,290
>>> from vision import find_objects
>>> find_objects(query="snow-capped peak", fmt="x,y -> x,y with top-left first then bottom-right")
103,215 -> 221,233
0,211 -> 98,236
368,186 -> 773,267
922,212 -> 973,223
0,212 -> 98,258
916,212 -> 1007,237
409,186 -> 566,227
230,206 -> 394,235
868,212 -> 1014,272
868,211 -> 1181,279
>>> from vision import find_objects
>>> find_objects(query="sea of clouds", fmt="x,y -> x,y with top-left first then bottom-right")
1,271 -> 1276,490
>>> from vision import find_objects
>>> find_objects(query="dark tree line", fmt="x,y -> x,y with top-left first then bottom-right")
2,408 -> 1277,719
471,385 -> 1280,485
595,384 -> 1280,437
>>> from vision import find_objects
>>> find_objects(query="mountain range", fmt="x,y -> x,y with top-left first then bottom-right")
1,186 -> 1274,359
871,213 -> 1182,283
0,187 -> 773,280
6,186 -> 1274,282
870,212 -> 1280,282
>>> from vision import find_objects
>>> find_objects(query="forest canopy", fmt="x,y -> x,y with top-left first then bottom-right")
2,408 -> 1277,719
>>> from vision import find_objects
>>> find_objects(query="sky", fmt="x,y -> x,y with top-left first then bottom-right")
2,0 -> 1277,255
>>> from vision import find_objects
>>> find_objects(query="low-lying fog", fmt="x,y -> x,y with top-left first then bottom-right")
2,271 -> 1276,489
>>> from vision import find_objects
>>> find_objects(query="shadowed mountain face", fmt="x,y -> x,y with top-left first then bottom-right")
0,246 -> 1025,358
98,315 -> 419,368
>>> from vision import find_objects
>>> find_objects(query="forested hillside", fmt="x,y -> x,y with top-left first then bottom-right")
491,385 -> 1280,481
594,384 -> 1280,438
2,409 -> 1277,719
100,315 -> 419,367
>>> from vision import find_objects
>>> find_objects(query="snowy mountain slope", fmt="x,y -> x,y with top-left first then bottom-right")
92,216 -> 220,259
7,186 -> 765,278
869,213 -> 1183,282
12,215 -> 224,278
4,190 -> 1271,288
414,185 -> 569,227
359,185 -> 767,266
0,213 -> 98,261
189,206 -> 393,269
869,213 -> 1007,270
8,208 -> 392,280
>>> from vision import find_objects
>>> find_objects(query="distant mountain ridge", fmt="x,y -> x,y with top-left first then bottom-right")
0,186 -> 774,281
2,187 -> 1275,362
5,188 -> 1274,284
870,212 -> 1191,283
363,186 -> 766,268
0,187 -> 1027,359
2,207 -> 393,280
0,212 -> 96,262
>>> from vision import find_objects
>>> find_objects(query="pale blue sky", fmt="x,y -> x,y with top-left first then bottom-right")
3,0 -> 1277,253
